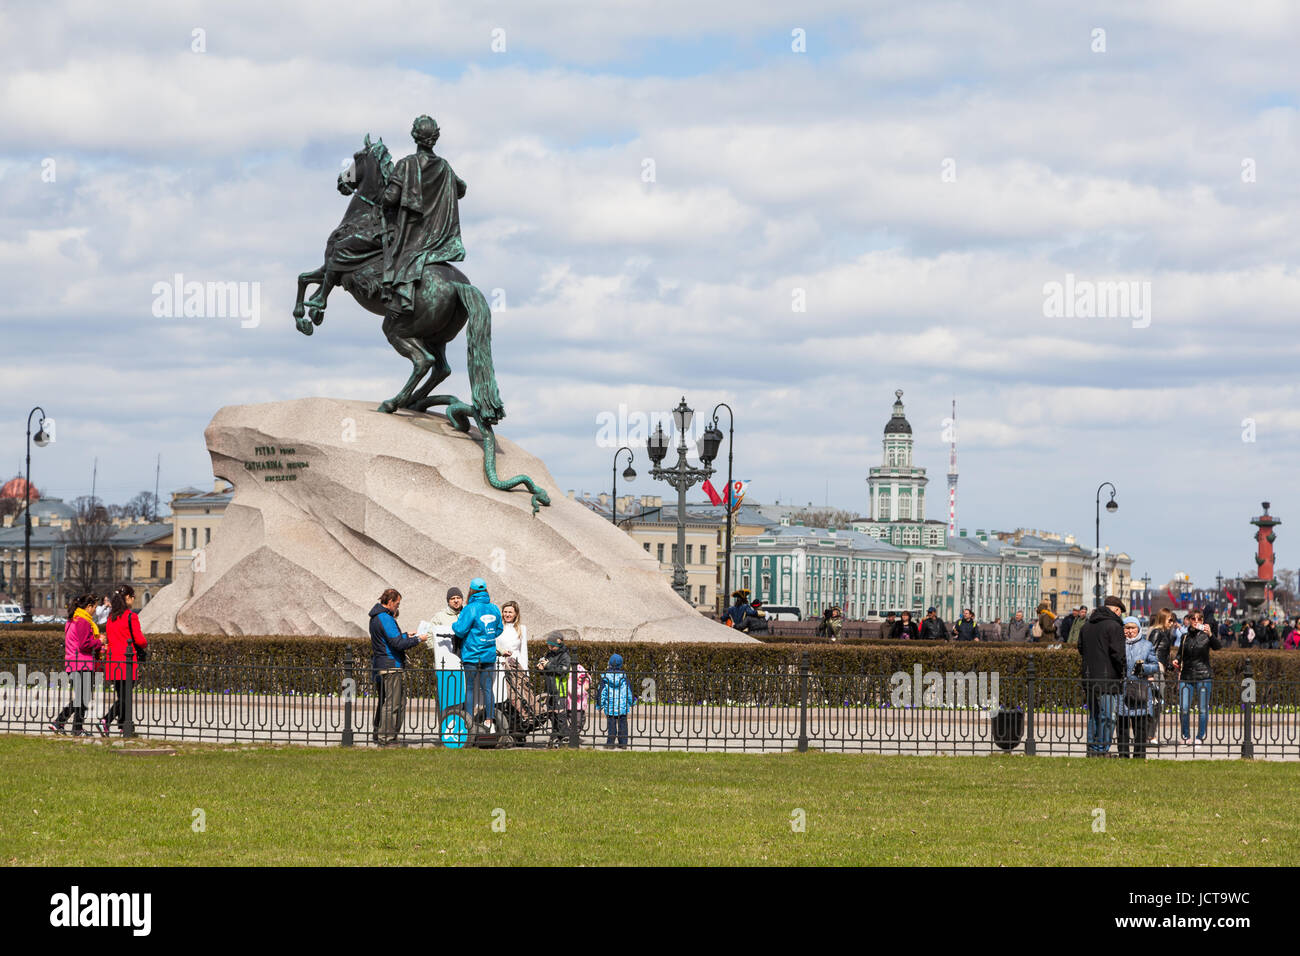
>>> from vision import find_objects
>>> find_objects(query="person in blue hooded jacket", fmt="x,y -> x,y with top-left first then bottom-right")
452,578 -> 503,731
597,653 -> 637,749
368,588 -> 426,746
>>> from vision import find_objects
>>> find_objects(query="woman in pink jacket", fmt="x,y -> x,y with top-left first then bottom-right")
51,593 -> 105,736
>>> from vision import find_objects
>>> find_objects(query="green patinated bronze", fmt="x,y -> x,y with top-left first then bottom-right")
292,121 -> 550,513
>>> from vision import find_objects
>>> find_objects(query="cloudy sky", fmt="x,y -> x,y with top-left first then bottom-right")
2,1 -> 1297,586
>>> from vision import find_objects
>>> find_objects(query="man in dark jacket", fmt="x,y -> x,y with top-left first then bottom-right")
1006,611 -> 1031,642
1078,596 -> 1128,756
536,631 -> 573,748
368,588 -> 426,746
1062,606 -> 1088,645
920,607 -> 947,641
953,608 -> 980,642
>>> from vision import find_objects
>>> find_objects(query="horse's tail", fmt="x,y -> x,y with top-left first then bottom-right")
456,283 -> 505,426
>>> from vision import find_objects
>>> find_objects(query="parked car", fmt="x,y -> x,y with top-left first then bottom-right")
0,603 -> 25,623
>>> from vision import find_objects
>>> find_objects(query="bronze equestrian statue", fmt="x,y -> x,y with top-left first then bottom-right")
293,117 -> 549,512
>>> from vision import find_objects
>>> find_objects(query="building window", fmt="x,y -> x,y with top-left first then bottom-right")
899,496 -> 911,519
700,545 -> 707,565
657,544 -> 665,562
698,585 -> 706,604
643,542 -> 650,552
686,544 -> 693,565
672,544 -> 679,564
165,561 -> 172,578
878,495 -> 890,521
1049,568 -> 1058,577
151,560 -> 159,578
205,528 -> 211,544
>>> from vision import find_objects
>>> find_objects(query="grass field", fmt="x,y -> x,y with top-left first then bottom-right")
2,735 -> 1296,866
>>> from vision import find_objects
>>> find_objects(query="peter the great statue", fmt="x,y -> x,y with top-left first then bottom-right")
293,116 -> 549,512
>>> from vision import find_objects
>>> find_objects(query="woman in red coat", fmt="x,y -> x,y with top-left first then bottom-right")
100,584 -> 147,735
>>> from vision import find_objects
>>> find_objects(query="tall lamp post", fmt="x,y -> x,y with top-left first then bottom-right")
24,407 -> 51,624
611,446 -> 635,525
1141,572 -> 1152,617
647,397 -> 721,604
707,403 -> 732,614
1095,482 -> 1118,610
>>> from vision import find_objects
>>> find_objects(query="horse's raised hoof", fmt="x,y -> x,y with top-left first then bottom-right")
310,308 -> 325,326
295,316 -> 314,336
377,399 -> 398,414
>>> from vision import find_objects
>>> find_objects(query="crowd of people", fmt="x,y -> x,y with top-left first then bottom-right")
367,579 -> 637,749
50,585 -> 147,737
723,587 -> 1300,651
1079,598 -> 1234,757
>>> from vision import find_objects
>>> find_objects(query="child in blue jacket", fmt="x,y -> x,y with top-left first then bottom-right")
597,653 -> 637,749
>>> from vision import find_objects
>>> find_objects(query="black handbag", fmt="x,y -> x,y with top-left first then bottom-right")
1123,677 -> 1150,710
128,613 -> 148,664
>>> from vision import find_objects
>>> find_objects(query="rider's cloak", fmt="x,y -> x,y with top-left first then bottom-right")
381,150 -> 467,312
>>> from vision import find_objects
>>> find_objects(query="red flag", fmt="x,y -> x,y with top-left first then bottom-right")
702,479 -> 723,506
1224,587 -> 1237,606
1166,587 -> 1179,608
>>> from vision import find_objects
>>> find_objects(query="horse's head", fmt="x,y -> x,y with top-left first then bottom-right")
337,133 -> 393,201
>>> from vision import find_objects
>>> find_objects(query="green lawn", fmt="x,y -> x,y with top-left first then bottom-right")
2,735 -> 1295,866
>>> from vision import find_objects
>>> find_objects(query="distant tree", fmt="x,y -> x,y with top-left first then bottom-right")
60,496 -> 116,596
124,490 -> 161,522
0,497 -> 19,520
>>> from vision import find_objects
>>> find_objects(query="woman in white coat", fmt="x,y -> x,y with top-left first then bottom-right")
494,601 -> 529,704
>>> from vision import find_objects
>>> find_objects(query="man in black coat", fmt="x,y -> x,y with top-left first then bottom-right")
1078,595 -> 1128,756
920,607 -> 947,641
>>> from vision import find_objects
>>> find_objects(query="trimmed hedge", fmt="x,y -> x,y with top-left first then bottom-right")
2,629 -> 1299,684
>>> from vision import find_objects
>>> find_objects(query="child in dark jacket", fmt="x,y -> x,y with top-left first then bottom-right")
536,631 -> 573,748
597,653 -> 637,749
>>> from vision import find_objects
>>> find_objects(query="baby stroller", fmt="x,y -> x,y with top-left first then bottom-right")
497,659 -> 590,748
494,658 -> 553,746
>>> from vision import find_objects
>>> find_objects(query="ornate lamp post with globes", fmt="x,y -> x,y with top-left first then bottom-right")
647,397 -> 721,604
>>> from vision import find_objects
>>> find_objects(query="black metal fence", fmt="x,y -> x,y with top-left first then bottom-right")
2,651 -> 1297,758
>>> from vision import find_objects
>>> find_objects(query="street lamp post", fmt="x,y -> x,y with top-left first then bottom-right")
1095,482 -> 1118,610
647,397 -> 721,605
1141,572 -> 1152,616
611,446 -> 635,525
707,403 -> 733,614
24,407 -> 50,624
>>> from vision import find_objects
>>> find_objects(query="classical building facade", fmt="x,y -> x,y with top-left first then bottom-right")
170,482 -> 233,571
831,391 -> 1044,622
994,529 -> 1133,612
0,497 -> 173,616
